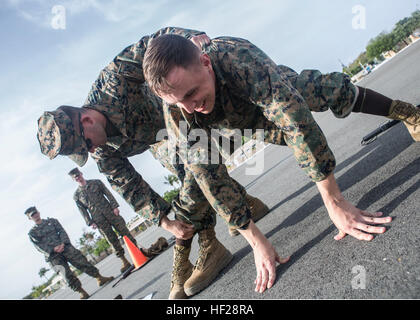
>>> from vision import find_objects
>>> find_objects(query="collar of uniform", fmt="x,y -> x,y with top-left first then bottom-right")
77,180 -> 91,190
34,219 -> 47,227
83,104 -> 128,150
84,104 -> 128,139
180,107 -> 195,128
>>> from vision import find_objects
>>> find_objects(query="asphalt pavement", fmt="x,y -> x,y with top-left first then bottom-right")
46,39 -> 420,300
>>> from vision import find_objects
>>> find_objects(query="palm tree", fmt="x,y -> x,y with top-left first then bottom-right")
164,174 -> 180,187
163,174 -> 181,204
38,267 -> 50,282
78,230 -> 97,263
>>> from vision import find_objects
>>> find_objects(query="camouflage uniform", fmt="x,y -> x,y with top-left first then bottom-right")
162,36 -> 358,232
28,217 -> 100,291
73,178 -> 137,258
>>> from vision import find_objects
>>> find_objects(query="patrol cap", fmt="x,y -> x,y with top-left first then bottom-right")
25,206 -> 38,217
36,106 -> 88,167
68,167 -> 82,178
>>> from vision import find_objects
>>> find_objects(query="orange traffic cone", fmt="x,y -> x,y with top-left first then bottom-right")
123,236 -> 149,270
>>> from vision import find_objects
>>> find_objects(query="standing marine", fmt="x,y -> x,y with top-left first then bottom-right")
69,167 -> 168,273
26,206 -> 114,299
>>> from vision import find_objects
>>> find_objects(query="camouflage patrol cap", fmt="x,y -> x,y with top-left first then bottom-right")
36,107 -> 88,167
68,167 -> 82,178
25,206 -> 38,216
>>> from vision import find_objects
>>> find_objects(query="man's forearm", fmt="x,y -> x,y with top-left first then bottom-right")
238,220 -> 267,250
315,173 -> 344,206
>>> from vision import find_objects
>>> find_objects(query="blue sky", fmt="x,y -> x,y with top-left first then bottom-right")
0,0 -> 418,299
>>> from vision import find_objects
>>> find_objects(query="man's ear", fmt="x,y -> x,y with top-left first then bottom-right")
200,53 -> 212,70
80,113 -> 94,127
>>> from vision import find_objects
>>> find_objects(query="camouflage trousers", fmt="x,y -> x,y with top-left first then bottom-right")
49,244 -> 99,291
150,67 -> 357,231
278,65 -> 357,118
92,210 -> 137,258
149,142 -> 219,232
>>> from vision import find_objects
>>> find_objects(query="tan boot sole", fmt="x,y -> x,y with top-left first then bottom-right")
184,249 -> 233,296
168,287 -> 189,299
169,262 -> 194,299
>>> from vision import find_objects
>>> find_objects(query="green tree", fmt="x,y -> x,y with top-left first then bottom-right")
163,188 -> 180,204
27,283 -> 49,299
163,174 -> 181,204
393,17 -> 412,45
38,267 -> 50,282
78,230 -> 96,252
342,51 -> 375,76
93,237 -> 111,257
164,174 -> 180,187
78,230 -> 98,263
366,10 -> 420,60
366,31 -> 396,59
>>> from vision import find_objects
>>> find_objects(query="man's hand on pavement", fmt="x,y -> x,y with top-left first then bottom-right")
253,236 -> 290,293
325,198 -> 392,241
317,173 -> 392,241
239,220 -> 290,293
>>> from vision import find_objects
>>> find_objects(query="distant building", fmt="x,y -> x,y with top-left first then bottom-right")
41,274 -> 65,297
351,68 -> 368,83
127,215 -> 153,237
409,28 -> 420,42
382,50 -> 396,60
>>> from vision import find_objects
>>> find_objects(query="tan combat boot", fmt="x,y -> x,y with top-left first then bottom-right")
169,245 -> 194,299
119,256 -> 132,273
387,100 -> 420,141
184,228 -> 233,296
96,274 -> 114,287
76,287 -> 90,299
229,194 -> 270,236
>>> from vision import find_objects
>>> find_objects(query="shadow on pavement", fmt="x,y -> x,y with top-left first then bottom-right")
356,157 -> 420,213
125,272 -> 166,299
215,123 -> 416,283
